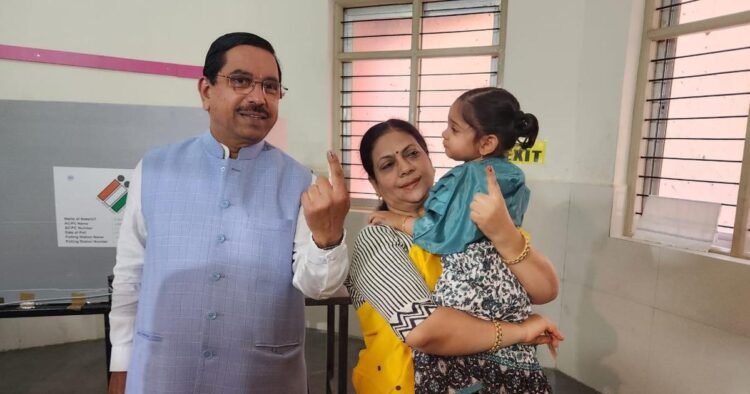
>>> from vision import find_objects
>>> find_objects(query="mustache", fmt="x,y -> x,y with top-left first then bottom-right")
236,104 -> 269,117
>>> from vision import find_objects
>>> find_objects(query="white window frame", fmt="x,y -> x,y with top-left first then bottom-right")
624,0 -> 750,258
332,0 -> 508,208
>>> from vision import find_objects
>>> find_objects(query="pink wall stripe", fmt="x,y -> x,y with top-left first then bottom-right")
0,44 -> 203,79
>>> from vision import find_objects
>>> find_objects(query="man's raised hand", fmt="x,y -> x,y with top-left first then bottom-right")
302,151 -> 351,248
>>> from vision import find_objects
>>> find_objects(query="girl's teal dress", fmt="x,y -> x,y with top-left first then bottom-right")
413,157 -> 529,254
410,157 -> 551,393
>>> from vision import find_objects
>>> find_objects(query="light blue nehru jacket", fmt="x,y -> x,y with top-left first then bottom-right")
125,133 -> 312,394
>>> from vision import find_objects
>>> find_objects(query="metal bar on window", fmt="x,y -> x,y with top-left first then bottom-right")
419,71 -> 497,76
342,33 -> 412,39
342,134 -> 445,139
340,105 -> 410,108
639,156 -> 742,163
420,28 -> 499,35
422,2 -> 500,14
340,119 -> 393,123
344,176 -> 371,180
646,92 -> 750,101
341,148 -> 449,154
654,0 -> 698,11
342,74 -> 411,78
648,68 -> 750,83
342,16 -> 412,24
418,88 -> 474,92
644,115 -> 748,121
638,175 -> 739,185
636,194 -> 737,207
340,89 -> 409,93
635,210 -> 737,220
337,45 -> 501,61
651,45 -> 750,62
422,11 -> 500,19
344,165 -> 455,171
642,137 -> 745,141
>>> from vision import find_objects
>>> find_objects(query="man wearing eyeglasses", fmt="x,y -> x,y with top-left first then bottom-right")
107,32 -> 350,394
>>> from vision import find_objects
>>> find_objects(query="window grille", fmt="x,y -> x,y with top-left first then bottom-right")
627,0 -> 750,256
334,0 -> 505,201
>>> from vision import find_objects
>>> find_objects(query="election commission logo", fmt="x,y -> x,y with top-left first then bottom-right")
97,175 -> 129,213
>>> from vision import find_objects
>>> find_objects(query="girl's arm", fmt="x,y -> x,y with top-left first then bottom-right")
471,166 -> 559,304
492,231 -> 558,304
368,210 -> 415,235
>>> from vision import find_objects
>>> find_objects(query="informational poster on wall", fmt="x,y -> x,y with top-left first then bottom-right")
53,166 -> 133,247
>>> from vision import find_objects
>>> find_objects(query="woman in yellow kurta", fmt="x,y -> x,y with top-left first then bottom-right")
346,119 -> 562,393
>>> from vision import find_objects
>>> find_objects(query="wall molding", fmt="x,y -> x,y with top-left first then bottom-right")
0,44 -> 202,79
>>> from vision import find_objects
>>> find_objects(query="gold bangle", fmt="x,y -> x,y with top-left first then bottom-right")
501,230 -> 530,266
489,320 -> 503,353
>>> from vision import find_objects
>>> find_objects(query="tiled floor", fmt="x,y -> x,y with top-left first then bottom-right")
0,329 -> 597,393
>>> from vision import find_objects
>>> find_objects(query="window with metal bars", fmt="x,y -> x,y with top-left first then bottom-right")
627,0 -> 750,256
333,0 -> 505,202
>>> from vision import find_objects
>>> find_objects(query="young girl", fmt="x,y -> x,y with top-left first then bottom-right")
370,87 -> 553,393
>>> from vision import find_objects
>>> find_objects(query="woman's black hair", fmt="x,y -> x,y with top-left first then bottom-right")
202,32 -> 282,84
359,119 -> 429,210
457,87 -> 539,157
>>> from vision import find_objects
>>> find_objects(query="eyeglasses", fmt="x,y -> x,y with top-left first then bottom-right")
216,74 -> 288,99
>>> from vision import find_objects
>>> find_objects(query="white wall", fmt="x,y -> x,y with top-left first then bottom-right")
502,1 -> 750,393
0,0 -> 334,168
3,1 -> 750,393
0,0 -> 335,351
